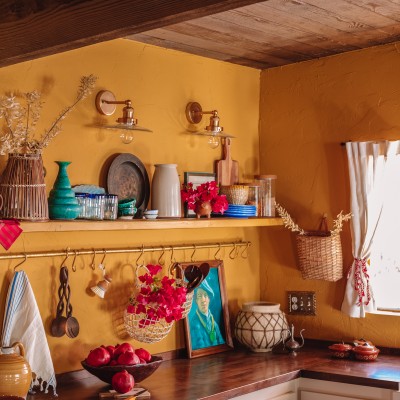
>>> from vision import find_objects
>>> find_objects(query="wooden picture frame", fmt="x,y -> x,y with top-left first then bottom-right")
183,171 -> 216,218
177,260 -> 233,358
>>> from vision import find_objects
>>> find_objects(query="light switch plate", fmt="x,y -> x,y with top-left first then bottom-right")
288,291 -> 316,315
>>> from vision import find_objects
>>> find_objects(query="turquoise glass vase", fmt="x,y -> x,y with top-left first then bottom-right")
48,161 -> 81,220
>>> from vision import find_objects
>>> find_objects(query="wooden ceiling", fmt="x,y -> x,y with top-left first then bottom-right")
128,0 -> 400,69
2,0 -> 400,70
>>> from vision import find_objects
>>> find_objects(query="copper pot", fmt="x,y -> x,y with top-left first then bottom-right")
0,342 -> 32,397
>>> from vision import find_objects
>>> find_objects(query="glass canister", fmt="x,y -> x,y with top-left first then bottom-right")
254,175 -> 276,217
104,194 -> 118,220
244,183 -> 260,216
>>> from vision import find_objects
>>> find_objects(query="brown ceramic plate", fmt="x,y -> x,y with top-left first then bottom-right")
107,153 -> 150,217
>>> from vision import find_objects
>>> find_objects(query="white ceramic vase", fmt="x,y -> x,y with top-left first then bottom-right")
151,164 -> 181,218
234,301 -> 288,352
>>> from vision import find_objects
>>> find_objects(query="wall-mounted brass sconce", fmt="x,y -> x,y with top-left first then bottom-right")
95,90 -> 152,144
185,101 -> 234,149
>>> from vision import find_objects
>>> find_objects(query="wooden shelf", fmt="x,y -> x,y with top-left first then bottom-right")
19,217 -> 283,233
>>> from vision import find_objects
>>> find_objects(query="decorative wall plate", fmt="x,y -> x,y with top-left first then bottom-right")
106,153 -> 150,217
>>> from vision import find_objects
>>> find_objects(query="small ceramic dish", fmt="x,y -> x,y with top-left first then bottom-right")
144,209 -> 158,219
144,209 -> 158,215
144,214 -> 158,220
328,343 -> 353,359
352,341 -> 380,361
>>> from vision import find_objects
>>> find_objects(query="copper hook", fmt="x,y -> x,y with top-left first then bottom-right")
72,250 -> 78,272
136,245 -> 144,266
191,245 -> 197,262
214,243 -> 222,260
158,246 -> 165,266
100,249 -> 107,266
241,242 -> 250,259
90,249 -> 97,270
229,243 -> 238,259
61,248 -> 70,267
14,253 -> 27,272
170,247 -> 175,265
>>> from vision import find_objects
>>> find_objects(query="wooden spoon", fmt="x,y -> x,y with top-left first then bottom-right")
63,268 -> 80,338
50,267 -> 69,337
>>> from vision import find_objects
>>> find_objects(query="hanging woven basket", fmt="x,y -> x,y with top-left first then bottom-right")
276,204 -> 351,282
124,310 -> 173,344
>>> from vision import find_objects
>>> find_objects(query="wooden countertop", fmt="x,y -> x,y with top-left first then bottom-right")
28,346 -> 400,400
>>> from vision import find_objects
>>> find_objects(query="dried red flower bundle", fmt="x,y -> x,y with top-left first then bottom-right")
181,181 -> 228,214
126,264 -> 187,327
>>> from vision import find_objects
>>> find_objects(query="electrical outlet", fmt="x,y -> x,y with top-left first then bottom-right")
288,291 -> 316,315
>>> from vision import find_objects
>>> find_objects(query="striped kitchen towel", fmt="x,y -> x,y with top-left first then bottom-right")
2,270 -> 57,394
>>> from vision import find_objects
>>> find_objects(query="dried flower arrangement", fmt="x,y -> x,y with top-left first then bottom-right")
275,202 -> 351,236
0,75 -> 97,155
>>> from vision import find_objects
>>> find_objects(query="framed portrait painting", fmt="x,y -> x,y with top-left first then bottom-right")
178,260 -> 233,358
183,171 -> 216,218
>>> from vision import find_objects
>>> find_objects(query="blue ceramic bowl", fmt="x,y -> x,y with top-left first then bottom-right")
118,198 -> 136,209
118,206 -> 137,217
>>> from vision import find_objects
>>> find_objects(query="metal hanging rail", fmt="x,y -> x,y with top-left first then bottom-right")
0,241 -> 251,262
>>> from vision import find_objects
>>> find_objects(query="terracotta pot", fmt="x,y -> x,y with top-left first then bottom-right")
234,302 -> 288,352
0,342 -> 32,397
195,201 -> 212,219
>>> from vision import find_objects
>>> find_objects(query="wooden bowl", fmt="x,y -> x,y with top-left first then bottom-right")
81,355 -> 163,384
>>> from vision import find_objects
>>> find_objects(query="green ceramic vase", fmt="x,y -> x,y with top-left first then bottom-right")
48,161 -> 81,220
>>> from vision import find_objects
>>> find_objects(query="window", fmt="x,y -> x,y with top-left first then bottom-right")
369,155 -> 400,313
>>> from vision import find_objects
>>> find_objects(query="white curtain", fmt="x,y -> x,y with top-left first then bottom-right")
341,140 -> 400,318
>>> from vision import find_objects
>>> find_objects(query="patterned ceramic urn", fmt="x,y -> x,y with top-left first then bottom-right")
234,302 -> 288,352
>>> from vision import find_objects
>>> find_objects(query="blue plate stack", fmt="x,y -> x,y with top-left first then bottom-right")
224,204 -> 257,218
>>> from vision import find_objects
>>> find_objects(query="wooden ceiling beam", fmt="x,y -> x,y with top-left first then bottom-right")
0,0 -> 265,68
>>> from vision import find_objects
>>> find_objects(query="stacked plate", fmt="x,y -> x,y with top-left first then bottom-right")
224,204 -> 257,218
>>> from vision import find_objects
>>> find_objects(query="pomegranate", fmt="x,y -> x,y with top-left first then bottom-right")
111,370 -> 135,394
86,347 -> 111,367
118,351 -> 140,365
105,345 -> 116,359
114,342 -> 134,358
135,348 -> 152,363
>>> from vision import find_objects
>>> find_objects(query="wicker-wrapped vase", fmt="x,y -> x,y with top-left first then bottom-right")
234,302 -> 288,352
0,153 -> 48,221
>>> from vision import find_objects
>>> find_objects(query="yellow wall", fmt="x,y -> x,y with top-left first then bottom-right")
0,39 -> 261,373
260,43 -> 400,348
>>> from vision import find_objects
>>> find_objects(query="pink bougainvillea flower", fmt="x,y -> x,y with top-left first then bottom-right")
127,263 -> 188,326
147,264 -> 162,276
181,180 -> 228,213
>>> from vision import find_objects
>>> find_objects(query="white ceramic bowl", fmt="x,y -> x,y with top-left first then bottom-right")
144,214 -> 158,220
144,209 -> 159,215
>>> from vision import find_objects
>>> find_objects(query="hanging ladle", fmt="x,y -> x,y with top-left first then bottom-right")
64,268 -> 80,338
50,267 -> 69,337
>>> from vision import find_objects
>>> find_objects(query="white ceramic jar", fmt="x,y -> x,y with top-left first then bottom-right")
151,164 -> 181,218
234,301 -> 288,352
